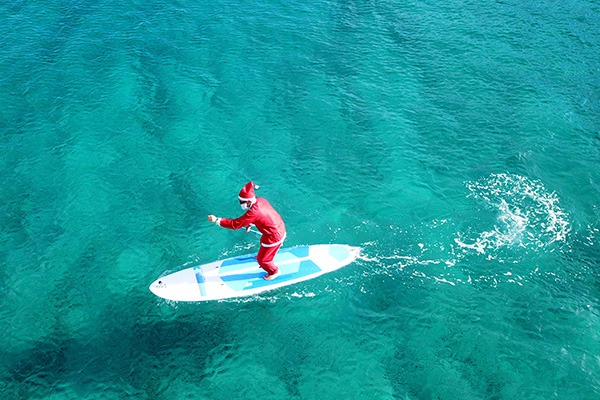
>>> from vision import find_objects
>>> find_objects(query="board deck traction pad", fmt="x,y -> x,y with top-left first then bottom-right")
150,244 -> 359,301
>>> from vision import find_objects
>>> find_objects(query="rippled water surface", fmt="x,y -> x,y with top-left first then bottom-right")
1,0 -> 599,399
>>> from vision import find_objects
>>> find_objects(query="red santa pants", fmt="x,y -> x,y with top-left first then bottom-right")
256,243 -> 282,275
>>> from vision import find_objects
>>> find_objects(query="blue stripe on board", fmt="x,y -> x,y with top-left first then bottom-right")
193,266 -> 207,296
221,255 -> 257,267
218,246 -> 312,274
287,246 -> 309,258
220,260 -> 321,292
329,245 -> 349,262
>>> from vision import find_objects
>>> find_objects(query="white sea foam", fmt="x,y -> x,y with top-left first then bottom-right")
460,173 -> 571,254
358,174 -> 573,289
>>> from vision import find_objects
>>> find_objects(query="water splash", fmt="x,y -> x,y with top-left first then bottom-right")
354,174 -> 573,289
458,173 -> 571,253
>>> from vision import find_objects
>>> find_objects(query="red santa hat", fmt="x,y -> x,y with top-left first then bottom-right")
238,181 -> 259,202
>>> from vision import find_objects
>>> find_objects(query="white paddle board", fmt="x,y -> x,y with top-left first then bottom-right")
149,244 -> 360,301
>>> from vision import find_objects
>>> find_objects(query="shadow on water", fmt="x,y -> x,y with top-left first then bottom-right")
562,225 -> 600,298
168,172 -> 208,231
1,286 -> 232,399
269,321 -> 313,397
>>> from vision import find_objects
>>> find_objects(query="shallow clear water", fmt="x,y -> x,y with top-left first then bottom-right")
1,0 -> 599,399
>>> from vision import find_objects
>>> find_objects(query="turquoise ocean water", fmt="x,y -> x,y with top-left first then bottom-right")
1,0 -> 599,398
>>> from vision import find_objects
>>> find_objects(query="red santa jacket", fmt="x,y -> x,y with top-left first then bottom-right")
218,197 -> 286,247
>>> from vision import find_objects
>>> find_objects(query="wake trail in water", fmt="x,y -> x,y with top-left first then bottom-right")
360,173 -> 572,288
458,173 -> 571,251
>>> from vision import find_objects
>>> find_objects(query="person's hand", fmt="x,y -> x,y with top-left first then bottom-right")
207,215 -> 217,223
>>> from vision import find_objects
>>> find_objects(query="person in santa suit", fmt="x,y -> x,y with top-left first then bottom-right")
207,182 -> 286,280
